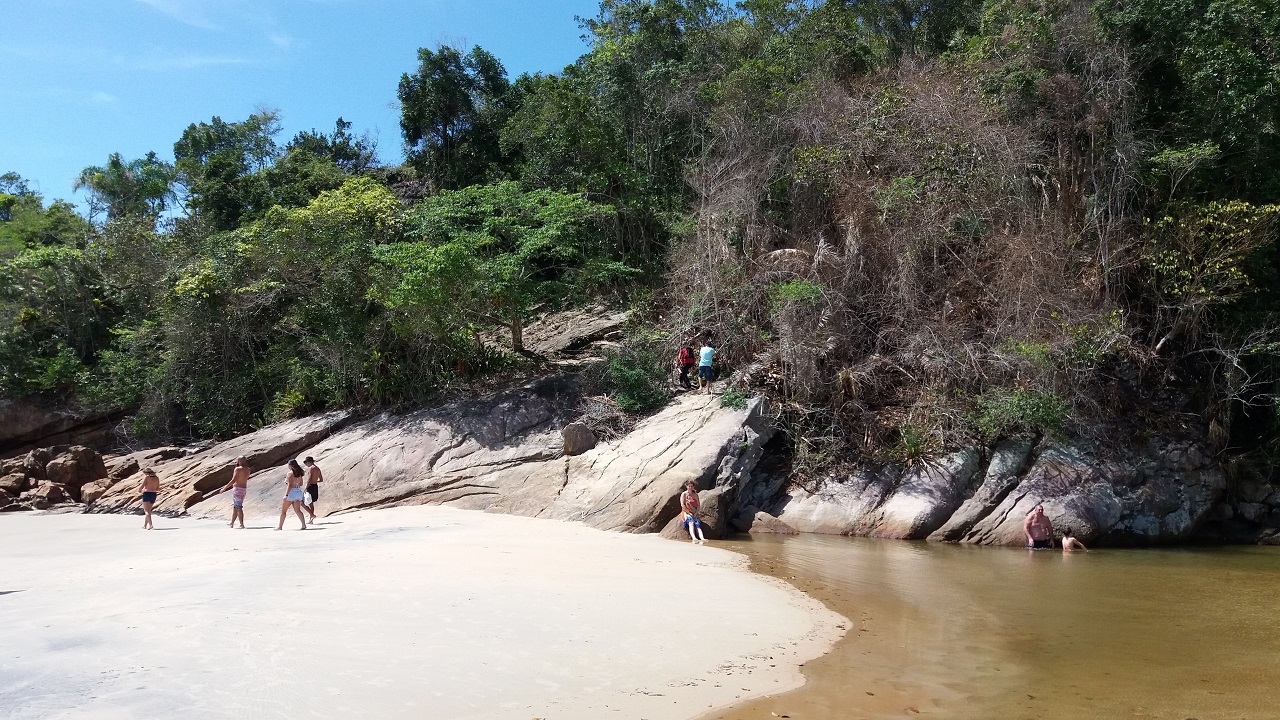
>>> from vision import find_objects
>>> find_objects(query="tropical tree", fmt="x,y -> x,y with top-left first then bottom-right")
398,45 -> 514,190
381,182 -> 630,352
75,152 -> 176,222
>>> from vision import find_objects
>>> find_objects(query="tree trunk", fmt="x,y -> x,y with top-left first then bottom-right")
510,318 -> 524,354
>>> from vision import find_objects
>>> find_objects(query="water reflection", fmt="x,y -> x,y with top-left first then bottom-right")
715,535 -> 1280,719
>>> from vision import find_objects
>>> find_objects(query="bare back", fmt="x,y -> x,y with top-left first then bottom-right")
286,470 -> 304,490
306,465 -> 323,484
140,474 -> 161,492
231,465 -> 251,488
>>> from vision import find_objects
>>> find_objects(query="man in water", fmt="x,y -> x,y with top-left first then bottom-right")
1024,504 -> 1054,548
1061,528 -> 1089,552
698,342 -> 716,395
214,456 -> 251,529
139,468 -> 160,530
680,480 -> 706,544
303,456 -> 323,523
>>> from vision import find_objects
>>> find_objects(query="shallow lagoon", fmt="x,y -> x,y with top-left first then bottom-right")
715,534 -> 1280,720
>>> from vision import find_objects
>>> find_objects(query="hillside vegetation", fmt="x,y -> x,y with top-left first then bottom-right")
3,0 -> 1279,476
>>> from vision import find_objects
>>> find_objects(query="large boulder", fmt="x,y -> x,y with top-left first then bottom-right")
928,437 -> 1035,542
561,423 -> 597,456
861,448 -> 982,539
773,469 -> 894,534
0,473 -> 28,495
747,511 -> 799,535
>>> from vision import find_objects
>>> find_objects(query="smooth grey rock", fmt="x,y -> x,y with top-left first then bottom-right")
774,469 -> 893,535
188,378 -> 773,540
929,438 -> 1034,542
748,511 -> 798,535
860,448 -> 982,539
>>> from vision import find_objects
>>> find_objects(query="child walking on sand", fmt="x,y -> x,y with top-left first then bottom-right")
680,480 -> 706,544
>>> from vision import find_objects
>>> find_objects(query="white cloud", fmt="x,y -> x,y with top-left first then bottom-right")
133,0 -> 219,30
88,91 -> 119,105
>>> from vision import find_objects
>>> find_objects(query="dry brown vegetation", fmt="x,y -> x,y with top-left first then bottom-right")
667,56 -> 1151,472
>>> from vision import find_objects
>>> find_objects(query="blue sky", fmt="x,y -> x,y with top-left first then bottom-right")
0,0 -> 600,208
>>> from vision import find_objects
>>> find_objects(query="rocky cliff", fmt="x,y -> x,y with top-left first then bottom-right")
9,374 -> 1279,547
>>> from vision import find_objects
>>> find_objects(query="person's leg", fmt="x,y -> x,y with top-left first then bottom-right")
695,523 -> 706,542
277,500 -> 289,530
686,519 -> 698,542
680,364 -> 690,389
143,502 -> 153,529
292,501 -> 307,529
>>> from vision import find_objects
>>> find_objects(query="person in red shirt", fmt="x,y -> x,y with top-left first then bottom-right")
676,345 -> 698,390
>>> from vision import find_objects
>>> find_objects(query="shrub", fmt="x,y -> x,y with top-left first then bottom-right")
975,390 -> 1069,439
719,387 -> 748,409
596,343 -> 669,413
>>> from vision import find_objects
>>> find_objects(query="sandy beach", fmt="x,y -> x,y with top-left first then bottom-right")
0,506 -> 843,719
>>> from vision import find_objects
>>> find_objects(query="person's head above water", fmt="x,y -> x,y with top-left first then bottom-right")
288,459 -> 304,477
1062,528 -> 1075,538
1030,504 -> 1045,516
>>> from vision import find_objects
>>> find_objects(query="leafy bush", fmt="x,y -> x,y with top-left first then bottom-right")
975,391 -> 1069,439
596,342 -> 670,413
719,388 -> 748,409
767,279 -> 824,308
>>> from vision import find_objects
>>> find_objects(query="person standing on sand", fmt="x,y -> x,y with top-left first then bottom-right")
680,480 -> 706,544
1024,504 -> 1054,549
139,468 -> 160,530
698,342 -> 716,395
1061,528 -> 1088,552
303,456 -> 323,523
276,459 -> 308,531
214,456 -> 251,529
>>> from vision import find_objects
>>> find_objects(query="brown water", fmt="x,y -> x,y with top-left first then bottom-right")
712,535 -> 1280,720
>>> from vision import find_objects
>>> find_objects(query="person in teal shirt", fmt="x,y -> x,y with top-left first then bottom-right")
698,343 -> 716,394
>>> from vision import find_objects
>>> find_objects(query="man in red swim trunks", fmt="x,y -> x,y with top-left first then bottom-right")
214,456 -> 251,529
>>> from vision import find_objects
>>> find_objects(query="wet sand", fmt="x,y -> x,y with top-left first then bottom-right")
0,507 -> 843,720
711,534 -> 1280,720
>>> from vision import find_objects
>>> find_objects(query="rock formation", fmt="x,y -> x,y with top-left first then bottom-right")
186,377 -> 774,541
766,434 -> 1229,546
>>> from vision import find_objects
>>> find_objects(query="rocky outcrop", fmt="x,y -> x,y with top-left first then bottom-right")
521,306 -> 630,355
766,434 -> 1227,546
0,399 -> 117,456
188,377 -> 774,541
0,445 -> 115,510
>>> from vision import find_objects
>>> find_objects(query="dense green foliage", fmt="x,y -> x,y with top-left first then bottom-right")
5,0 -> 1280,466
